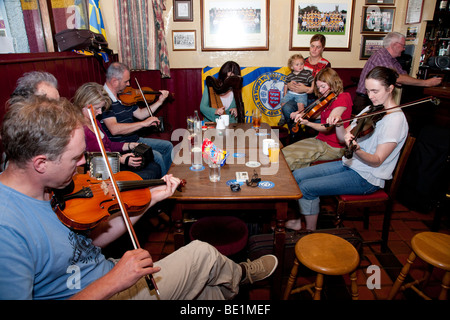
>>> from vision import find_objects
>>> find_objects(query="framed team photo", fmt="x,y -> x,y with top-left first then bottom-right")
289,0 -> 356,51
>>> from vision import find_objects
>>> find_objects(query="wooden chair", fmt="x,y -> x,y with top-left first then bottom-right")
283,233 -> 360,300
388,232 -> 450,300
334,135 -> 416,252
205,75 -> 245,123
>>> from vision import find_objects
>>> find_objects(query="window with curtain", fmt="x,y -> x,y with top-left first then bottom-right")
114,0 -> 170,77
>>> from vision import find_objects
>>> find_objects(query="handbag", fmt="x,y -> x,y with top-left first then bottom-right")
55,28 -> 108,52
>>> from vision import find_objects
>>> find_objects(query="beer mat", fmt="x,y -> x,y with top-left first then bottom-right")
226,179 -> 244,186
245,161 -> 261,167
233,152 -> 246,158
258,181 -> 275,189
189,165 -> 205,171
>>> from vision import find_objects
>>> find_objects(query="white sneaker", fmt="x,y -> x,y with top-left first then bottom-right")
240,254 -> 278,284
285,219 -> 302,231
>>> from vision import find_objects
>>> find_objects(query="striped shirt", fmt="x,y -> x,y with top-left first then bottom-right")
304,57 -> 331,77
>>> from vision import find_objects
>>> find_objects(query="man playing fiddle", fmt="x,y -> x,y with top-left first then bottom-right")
101,62 -> 173,176
0,96 -> 277,299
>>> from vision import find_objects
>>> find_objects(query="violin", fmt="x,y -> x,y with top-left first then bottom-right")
118,86 -> 163,106
330,96 -> 440,158
291,92 -> 336,133
51,171 -> 186,230
343,104 -> 385,159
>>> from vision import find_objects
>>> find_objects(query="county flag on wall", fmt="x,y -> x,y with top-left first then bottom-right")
89,0 -> 106,40
202,66 -> 291,126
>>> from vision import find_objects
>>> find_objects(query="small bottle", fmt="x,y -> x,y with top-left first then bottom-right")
439,41 -> 447,56
440,0 -> 448,11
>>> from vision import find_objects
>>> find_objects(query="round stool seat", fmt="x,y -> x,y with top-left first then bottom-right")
296,233 -> 360,276
189,216 -> 248,256
411,232 -> 450,271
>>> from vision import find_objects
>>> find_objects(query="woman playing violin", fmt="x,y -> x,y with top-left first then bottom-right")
282,68 -> 353,171
285,66 -> 408,231
200,61 -> 241,123
73,82 -> 162,179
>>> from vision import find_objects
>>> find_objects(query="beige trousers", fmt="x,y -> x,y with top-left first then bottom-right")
282,137 -> 344,171
110,240 -> 242,300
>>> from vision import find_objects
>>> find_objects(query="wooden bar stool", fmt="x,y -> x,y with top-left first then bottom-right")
388,232 -> 450,300
283,233 -> 360,300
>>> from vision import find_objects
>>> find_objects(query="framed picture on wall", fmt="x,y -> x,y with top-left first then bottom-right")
361,6 -> 395,33
289,0 -> 356,51
365,0 -> 395,4
174,0 -> 193,22
172,30 -> 196,50
200,0 -> 269,51
360,35 -> 384,59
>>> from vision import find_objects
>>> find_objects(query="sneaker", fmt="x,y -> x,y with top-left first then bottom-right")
240,254 -> 278,284
285,219 -> 302,231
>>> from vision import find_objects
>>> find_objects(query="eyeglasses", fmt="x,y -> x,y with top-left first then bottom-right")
246,170 -> 261,187
395,42 -> 406,48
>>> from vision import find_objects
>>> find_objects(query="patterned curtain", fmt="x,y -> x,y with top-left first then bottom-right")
114,0 -> 170,77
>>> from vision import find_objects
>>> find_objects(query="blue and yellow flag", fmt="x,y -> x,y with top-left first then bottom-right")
202,66 -> 291,126
89,0 -> 106,40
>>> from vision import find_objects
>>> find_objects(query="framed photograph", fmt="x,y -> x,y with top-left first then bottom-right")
289,0 -> 356,51
200,0 -> 269,51
361,6 -> 395,33
365,0 -> 394,4
405,0 -> 424,25
360,35 -> 384,59
174,0 -> 193,22
172,30 -> 196,51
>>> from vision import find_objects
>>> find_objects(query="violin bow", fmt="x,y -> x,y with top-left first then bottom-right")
86,105 -> 161,298
135,78 -> 154,118
323,96 -> 439,128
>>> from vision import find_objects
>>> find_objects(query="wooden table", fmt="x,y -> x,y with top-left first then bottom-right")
167,123 -> 302,298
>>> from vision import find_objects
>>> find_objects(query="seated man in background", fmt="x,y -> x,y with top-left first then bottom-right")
101,62 -> 173,176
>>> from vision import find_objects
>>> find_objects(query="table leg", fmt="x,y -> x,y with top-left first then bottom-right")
272,202 -> 288,299
173,204 -> 185,249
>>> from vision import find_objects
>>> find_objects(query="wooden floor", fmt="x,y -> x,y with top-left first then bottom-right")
101,197 -> 450,301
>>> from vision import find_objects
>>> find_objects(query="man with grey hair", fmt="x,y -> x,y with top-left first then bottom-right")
354,32 -> 442,113
101,62 -> 173,176
10,71 -> 60,103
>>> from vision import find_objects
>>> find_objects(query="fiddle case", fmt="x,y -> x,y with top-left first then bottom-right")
55,28 -> 108,52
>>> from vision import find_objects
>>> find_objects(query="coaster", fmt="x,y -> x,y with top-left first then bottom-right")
258,181 -> 275,189
246,161 -> 261,168
256,132 -> 269,136
190,165 -> 205,171
233,152 -> 246,158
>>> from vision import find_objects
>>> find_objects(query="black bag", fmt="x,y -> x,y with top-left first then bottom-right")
55,28 -> 108,52
247,228 -> 363,275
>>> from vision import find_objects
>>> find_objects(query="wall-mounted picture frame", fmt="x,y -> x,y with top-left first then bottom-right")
172,30 -> 196,51
361,6 -> 395,33
405,0 -> 424,25
365,0 -> 395,4
174,0 -> 193,22
360,34 -> 384,59
200,0 -> 269,51
289,0 -> 356,51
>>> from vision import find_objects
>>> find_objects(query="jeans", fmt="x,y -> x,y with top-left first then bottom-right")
293,161 -> 380,216
138,137 -> 174,176
281,100 -> 299,132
